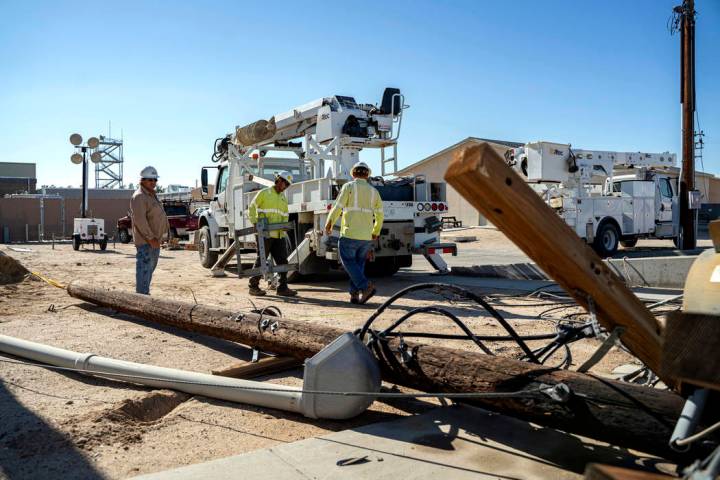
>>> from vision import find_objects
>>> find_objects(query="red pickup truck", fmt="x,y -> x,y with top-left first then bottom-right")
117,202 -> 200,243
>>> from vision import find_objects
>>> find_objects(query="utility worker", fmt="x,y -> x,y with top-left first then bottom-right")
247,171 -> 298,297
130,166 -> 169,295
324,162 -> 383,304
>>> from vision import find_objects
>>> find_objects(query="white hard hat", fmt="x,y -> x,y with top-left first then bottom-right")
276,171 -> 293,184
351,161 -> 371,175
140,166 -> 159,179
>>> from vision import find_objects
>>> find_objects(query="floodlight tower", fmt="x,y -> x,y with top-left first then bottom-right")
69,133 -> 107,250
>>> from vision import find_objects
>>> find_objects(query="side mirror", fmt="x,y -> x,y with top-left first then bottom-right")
201,168 -> 208,194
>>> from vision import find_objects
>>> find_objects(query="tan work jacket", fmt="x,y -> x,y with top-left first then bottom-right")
130,186 -> 169,246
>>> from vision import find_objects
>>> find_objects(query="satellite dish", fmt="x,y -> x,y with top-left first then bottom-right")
70,133 -> 83,146
90,151 -> 102,163
87,137 -> 100,149
71,153 -> 83,164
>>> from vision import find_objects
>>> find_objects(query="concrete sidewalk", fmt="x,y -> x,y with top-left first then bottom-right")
134,404 -> 670,480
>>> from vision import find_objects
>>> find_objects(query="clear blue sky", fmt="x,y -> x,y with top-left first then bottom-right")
1,0 -> 718,188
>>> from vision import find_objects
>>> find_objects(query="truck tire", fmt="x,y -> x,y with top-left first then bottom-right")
365,255 -> 409,277
72,234 -> 80,251
592,222 -> 620,258
366,263 -> 400,277
198,226 -> 218,268
99,237 -> 108,251
118,229 -> 131,244
620,238 -> 638,248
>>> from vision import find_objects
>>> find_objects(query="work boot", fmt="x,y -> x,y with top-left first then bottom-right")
359,282 -> 376,305
350,291 -> 360,304
248,285 -> 267,296
276,285 -> 298,297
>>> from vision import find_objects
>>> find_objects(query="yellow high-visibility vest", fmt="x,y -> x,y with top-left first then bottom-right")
325,179 -> 383,241
248,186 -> 289,239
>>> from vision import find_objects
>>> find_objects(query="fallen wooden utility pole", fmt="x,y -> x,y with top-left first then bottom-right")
67,281 -> 683,455
212,356 -> 302,379
444,143 -> 666,383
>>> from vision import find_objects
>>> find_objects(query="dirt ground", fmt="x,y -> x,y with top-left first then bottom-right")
0,231 -> 679,479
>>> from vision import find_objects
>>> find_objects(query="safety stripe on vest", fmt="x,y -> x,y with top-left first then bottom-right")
343,182 -> 376,214
256,208 -> 289,217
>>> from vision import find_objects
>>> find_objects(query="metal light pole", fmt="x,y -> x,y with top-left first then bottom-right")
69,133 -> 107,251
70,133 -> 102,218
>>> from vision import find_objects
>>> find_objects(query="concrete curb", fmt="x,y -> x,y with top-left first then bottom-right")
451,254 -> 700,289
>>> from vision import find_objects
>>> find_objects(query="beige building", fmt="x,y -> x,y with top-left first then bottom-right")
696,171 -> 720,204
396,137 -> 521,227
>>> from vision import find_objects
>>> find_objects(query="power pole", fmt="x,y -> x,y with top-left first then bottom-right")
676,0 -> 697,249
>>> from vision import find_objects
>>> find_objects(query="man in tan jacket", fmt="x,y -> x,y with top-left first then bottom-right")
130,166 -> 169,294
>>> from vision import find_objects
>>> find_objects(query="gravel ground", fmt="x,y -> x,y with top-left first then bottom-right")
0,230 -> 678,479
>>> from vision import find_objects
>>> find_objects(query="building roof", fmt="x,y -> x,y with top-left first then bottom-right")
396,137 -> 522,175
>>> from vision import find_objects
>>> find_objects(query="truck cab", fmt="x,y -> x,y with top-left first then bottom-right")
610,172 -> 679,241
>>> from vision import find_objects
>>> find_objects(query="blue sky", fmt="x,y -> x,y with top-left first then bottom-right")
1,0 -> 718,188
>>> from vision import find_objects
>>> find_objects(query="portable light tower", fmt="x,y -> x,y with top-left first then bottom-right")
69,133 -> 108,251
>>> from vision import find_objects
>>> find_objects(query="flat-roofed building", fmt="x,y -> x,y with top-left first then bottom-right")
0,162 -> 36,195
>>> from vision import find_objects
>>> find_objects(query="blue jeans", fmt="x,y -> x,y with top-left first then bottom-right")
338,237 -> 373,294
136,244 -> 160,295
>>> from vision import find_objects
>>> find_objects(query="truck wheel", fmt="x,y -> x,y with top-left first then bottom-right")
118,229 -> 131,244
365,259 -> 401,277
592,222 -> 620,258
620,238 -> 638,248
198,226 -> 218,268
72,235 -> 80,251
99,237 -> 108,251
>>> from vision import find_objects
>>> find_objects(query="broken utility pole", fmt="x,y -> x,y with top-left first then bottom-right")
444,143 -> 667,384
676,0 -> 698,250
67,281 -> 683,456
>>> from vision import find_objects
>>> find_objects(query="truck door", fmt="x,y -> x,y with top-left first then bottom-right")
214,165 -> 230,227
657,177 -> 674,223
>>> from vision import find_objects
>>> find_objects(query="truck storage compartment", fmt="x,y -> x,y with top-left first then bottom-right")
372,177 -> 414,201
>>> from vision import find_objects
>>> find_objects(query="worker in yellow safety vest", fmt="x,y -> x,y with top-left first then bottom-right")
324,161 -> 383,304
247,171 -> 298,297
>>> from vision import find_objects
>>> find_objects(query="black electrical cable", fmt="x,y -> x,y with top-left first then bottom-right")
381,331 -> 558,342
356,283 -> 605,370
357,283 -> 541,363
380,306 -> 494,355
211,136 -> 230,163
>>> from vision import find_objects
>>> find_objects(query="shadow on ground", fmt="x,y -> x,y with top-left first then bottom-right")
0,382 -> 106,480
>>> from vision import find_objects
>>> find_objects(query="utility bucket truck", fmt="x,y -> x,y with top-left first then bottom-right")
196,88 -> 456,279
507,141 -> 681,257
